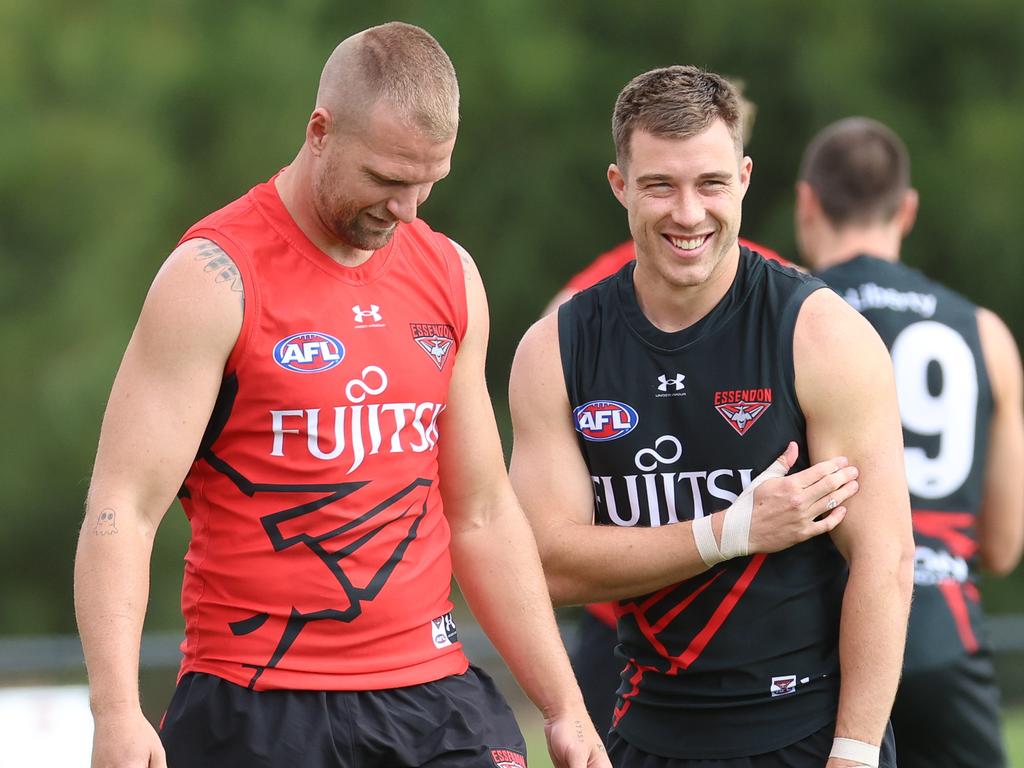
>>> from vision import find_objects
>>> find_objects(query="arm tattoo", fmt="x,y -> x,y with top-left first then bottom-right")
93,508 -> 119,536
458,247 -> 474,285
193,240 -> 245,308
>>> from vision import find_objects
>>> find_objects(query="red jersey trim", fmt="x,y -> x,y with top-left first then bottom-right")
249,175 -> 398,286
419,226 -> 469,343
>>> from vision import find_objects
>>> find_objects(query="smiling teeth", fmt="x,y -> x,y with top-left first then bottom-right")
671,236 -> 705,251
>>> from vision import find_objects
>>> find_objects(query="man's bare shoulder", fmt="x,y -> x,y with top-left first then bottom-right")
133,238 -> 244,363
515,312 -> 560,368
794,287 -> 888,357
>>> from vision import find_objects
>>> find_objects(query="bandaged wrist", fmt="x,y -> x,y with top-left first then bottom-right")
829,737 -> 879,767
699,454 -> 788,564
692,514 -> 725,566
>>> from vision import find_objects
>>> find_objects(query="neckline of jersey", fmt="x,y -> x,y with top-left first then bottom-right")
249,172 -> 397,286
615,246 -> 758,352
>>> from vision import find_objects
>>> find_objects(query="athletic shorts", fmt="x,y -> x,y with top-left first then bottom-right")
160,666 -> 527,767
606,721 -> 896,768
570,609 -> 621,742
891,651 -> 1006,768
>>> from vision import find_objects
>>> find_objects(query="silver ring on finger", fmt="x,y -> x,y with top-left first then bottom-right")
825,497 -> 838,511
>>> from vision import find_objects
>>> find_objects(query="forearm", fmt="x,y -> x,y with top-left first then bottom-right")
450,501 -> 588,717
835,553 -> 913,744
74,503 -> 157,715
538,516 -> 717,605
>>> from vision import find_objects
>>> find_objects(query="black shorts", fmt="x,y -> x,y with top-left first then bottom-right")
570,610 -> 621,742
891,651 -> 1006,768
160,666 -> 527,767
607,721 -> 896,768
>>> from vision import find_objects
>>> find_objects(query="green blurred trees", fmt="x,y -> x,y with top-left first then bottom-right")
3,0 -> 1023,634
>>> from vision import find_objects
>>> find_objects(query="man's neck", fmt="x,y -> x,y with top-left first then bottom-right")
632,248 -> 740,333
275,160 -> 374,267
810,227 -> 901,272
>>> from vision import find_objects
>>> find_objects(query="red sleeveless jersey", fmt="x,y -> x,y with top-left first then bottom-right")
175,175 -> 470,691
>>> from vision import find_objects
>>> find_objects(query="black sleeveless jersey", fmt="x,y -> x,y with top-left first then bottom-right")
817,255 -> 994,672
559,249 -> 846,759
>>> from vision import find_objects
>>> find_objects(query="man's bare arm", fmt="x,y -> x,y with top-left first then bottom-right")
976,307 -> 1024,575
74,238 -> 241,768
438,241 -> 609,768
509,312 -> 858,606
794,288 -> 915,767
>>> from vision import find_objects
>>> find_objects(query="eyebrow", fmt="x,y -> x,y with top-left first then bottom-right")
363,167 -> 409,185
635,173 -> 673,185
635,170 -> 733,185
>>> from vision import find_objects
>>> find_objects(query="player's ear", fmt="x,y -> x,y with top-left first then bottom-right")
794,181 -> 823,227
608,163 -> 628,208
307,107 -> 332,155
738,155 -> 752,198
898,188 -> 919,236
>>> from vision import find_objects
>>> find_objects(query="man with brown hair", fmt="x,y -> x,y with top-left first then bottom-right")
510,65 -> 914,767
74,22 -> 610,768
798,116 -> 1024,768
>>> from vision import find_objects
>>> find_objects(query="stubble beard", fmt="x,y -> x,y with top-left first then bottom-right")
314,168 -> 396,252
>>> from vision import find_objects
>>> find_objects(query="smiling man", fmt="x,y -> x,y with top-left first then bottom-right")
509,66 -> 914,767
74,22 -> 609,768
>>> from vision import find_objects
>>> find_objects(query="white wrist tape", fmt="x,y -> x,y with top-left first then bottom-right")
692,514 -> 725,566
717,455 -> 789,560
829,737 -> 880,767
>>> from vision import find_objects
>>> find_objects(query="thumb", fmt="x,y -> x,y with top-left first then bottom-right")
755,441 -> 798,484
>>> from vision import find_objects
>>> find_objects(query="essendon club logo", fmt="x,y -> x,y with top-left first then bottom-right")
770,675 -> 797,697
411,322 -> 456,370
713,387 -> 772,436
490,749 -> 527,768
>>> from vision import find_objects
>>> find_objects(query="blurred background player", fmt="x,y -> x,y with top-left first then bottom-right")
797,116 -> 1024,768
545,80 -> 794,742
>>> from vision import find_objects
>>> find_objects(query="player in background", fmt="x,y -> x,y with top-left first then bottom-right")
543,83 -> 796,743
74,22 -> 610,768
797,116 -> 1024,768
511,65 -> 913,767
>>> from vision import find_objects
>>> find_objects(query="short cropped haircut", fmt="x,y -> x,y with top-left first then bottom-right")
798,117 -> 910,227
612,65 -> 744,168
320,22 -> 459,141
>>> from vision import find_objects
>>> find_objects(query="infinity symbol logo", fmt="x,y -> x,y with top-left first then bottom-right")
345,366 -> 388,403
634,435 -> 683,471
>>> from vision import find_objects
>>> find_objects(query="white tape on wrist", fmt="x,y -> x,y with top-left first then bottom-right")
829,737 -> 880,767
718,456 -> 788,559
692,514 -> 724,567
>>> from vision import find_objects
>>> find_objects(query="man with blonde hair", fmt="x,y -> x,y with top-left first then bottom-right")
75,22 -> 610,768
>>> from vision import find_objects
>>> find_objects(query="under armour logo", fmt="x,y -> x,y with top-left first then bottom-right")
657,373 -> 685,392
352,304 -> 382,323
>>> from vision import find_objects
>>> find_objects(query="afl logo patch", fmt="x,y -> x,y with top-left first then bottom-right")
273,332 -> 345,373
573,400 -> 639,442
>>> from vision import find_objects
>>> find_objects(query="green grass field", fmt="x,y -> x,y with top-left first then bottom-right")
524,707 -> 1024,766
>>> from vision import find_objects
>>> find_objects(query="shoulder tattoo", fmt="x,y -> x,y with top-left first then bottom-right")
193,240 -> 244,308
458,246 -> 474,285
